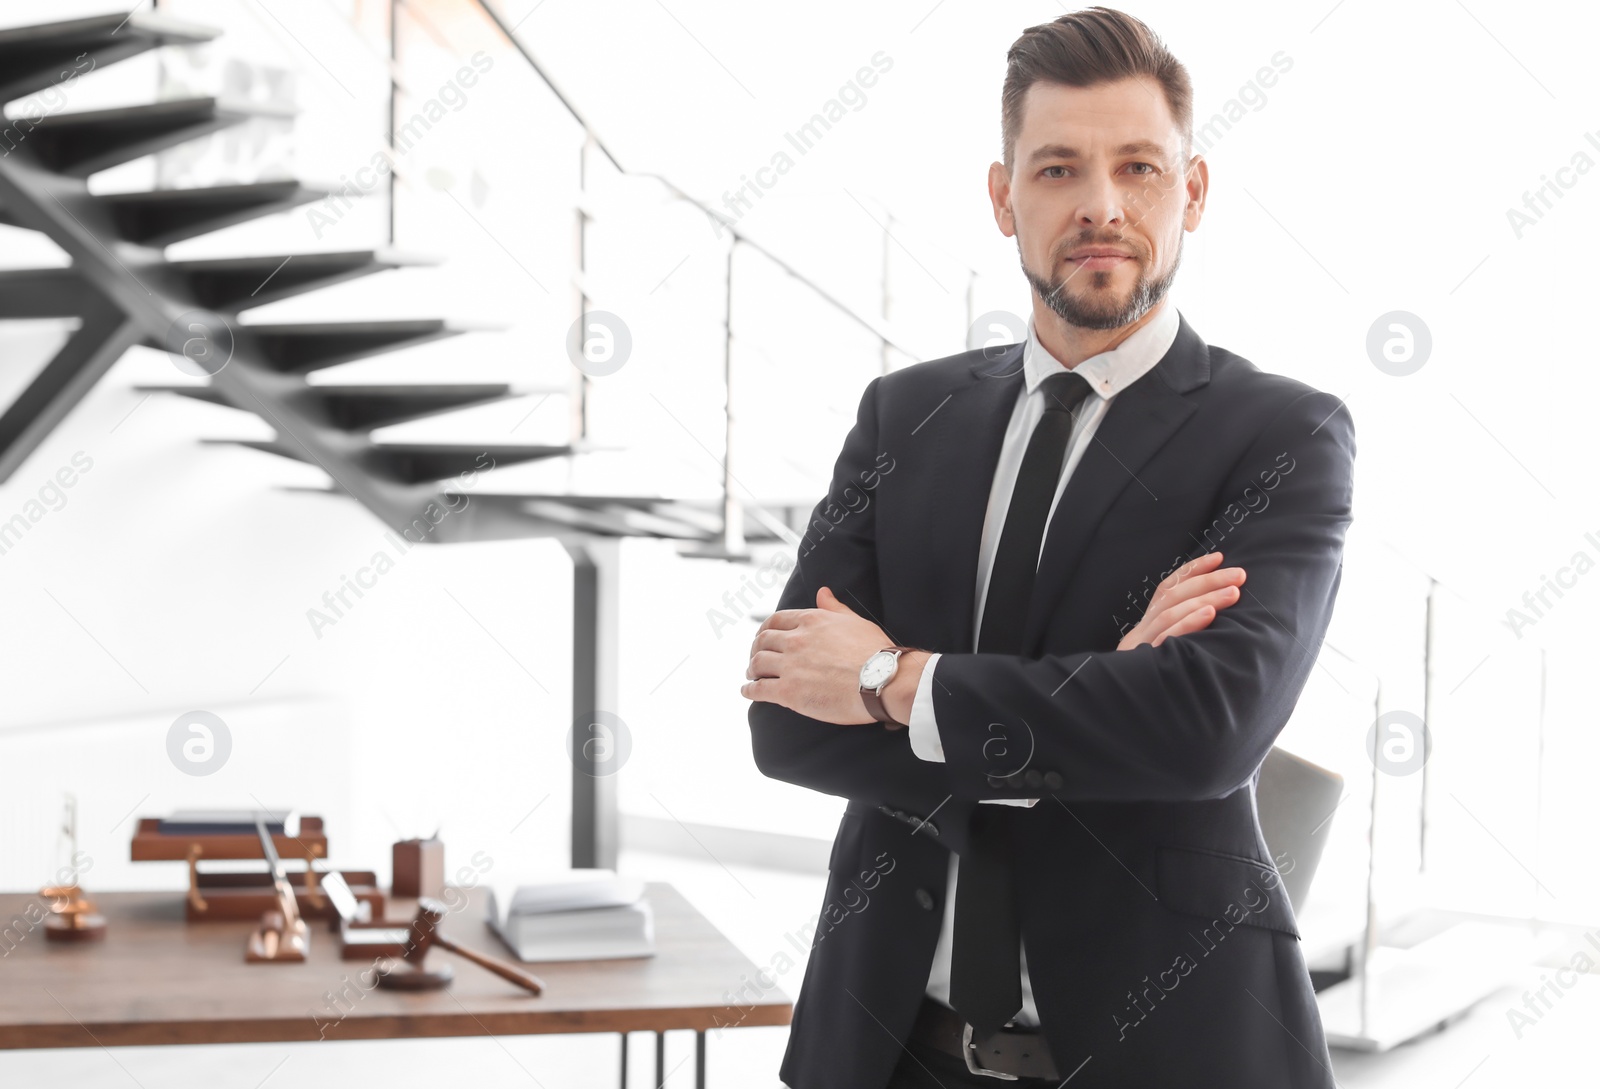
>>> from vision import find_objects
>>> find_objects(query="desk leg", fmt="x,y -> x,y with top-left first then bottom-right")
620,1031 -> 628,1089
630,1029 -> 703,1087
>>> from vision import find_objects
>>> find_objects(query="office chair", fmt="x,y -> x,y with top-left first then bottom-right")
1256,746 -> 1345,915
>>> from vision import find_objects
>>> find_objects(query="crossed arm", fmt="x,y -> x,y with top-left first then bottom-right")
744,374 -> 1355,807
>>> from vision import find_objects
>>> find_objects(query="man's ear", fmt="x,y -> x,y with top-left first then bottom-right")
1184,154 -> 1208,232
988,161 -> 1016,238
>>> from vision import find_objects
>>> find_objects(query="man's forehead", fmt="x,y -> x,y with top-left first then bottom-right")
1017,78 -> 1181,157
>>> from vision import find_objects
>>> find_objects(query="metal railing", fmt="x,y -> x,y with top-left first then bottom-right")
438,0 -> 979,558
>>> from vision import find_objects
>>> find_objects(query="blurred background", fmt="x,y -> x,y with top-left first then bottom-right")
1,0 -> 1597,1085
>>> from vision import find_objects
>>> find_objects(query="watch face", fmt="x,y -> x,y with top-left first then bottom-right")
859,650 -> 898,689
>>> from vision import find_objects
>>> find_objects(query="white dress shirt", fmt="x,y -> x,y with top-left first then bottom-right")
906,299 -> 1181,1027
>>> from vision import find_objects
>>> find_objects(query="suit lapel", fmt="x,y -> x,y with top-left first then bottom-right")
903,313 -> 1210,657
1020,312 -> 1210,652
912,342 -> 1027,654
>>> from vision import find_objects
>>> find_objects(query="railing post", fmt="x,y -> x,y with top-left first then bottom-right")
965,268 -> 977,342
1533,647 -> 1549,921
572,133 -> 593,451
880,210 -> 893,377
388,0 -> 399,246
721,240 -> 744,556
1357,679 -> 1382,1039
1419,577 -> 1435,873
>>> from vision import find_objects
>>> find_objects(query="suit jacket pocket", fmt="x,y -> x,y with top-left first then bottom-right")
1154,845 -> 1299,939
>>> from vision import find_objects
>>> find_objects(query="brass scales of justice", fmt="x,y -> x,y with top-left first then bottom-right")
40,794 -> 107,942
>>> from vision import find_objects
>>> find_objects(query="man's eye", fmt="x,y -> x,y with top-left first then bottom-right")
1128,162 -> 1156,175
1041,166 -> 1068,179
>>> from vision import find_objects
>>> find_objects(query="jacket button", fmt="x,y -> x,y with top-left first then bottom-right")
1043,771 -> 1063,790
986,774 -> 1006,788
1023,768 -> 1044,789
915,888 -> 935,911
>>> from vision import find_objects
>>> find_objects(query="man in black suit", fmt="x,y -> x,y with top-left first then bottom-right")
742,8 -> 1353,1088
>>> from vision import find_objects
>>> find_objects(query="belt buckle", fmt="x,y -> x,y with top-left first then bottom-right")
961,1022 -> 1020,1081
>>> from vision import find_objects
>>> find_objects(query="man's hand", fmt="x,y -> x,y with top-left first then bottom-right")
741,586 -> 896,725
1117,550 -> 1245,651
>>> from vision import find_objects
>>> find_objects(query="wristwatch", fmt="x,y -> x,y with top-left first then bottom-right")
858,646 -> 915,729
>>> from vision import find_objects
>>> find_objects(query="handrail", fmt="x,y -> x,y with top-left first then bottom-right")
1319,638 -> 1382,692
464,0 -> 938,363
1372,536 -> 1511,633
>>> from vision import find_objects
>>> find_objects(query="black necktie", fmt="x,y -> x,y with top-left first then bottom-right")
950,368 -> 1093,1032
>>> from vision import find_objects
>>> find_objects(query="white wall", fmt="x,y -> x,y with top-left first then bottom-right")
0,334 -> 582,891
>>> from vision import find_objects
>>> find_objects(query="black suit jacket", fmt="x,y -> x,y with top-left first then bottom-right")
749,312 -> 1355,1089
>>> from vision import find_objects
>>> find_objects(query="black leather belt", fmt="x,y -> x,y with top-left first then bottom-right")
908,996 -> 1059,1080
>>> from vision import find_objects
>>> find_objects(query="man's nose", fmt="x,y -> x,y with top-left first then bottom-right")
1075,173 -> 1126,229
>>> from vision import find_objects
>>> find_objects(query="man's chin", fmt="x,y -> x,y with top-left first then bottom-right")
1046,291 -> 1138,330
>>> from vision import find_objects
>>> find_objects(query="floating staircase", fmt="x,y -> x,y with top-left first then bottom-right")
0,12 -> 789,554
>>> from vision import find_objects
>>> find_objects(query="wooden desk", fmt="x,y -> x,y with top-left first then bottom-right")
0,882 -> 790,1087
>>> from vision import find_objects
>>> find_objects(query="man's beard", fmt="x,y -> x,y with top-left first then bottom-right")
1020,234 -> 1182,331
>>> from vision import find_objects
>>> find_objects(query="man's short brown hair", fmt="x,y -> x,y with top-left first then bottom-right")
1001,7 -> 1193,172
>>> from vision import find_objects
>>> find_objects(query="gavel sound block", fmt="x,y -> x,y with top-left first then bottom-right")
246,909 -> 308,963
377,899 -> 545,995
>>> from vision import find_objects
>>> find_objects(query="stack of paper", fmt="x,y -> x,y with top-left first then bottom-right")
485,869 -> 654,962
157,809 -> 298,835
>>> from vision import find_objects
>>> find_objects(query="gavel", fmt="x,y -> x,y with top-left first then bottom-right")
377,898 -> 545,995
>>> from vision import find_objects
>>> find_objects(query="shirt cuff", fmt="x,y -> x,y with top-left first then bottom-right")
907,653 -> 1038,807
907,652 -> 944,761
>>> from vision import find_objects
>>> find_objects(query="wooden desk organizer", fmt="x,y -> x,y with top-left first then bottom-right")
129,816 -> 382,922
195,870 -> 387,924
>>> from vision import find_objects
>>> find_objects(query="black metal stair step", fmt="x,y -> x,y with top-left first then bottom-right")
517,499 -> 704,539
237,318 -> 501,373
166,249 -> 438,309
269,485 -> 792,546
301,383 -> 515,429
136,382 -> 514,430
415,489 -> 725,541
23,96 -> 296,178
215,438 -> 595,483
91,181 -> 332,246
366,442 -> 583,482
0,13 -> 217,105
438,491 -> 793,544
0,267 -> 94,318
444,492 -> 685,511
